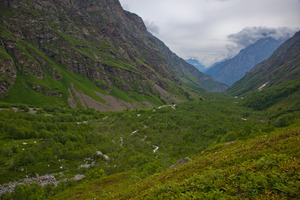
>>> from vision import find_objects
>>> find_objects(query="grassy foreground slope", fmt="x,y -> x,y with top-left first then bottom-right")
51,125 -> 300,200
114,127 -> 299,199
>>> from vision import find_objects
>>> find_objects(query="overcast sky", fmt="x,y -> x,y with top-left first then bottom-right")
119,0 -> 300,67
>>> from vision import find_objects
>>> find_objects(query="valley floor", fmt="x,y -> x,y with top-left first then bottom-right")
0,94 -> 299,199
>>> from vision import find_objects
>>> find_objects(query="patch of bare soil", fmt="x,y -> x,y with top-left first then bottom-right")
96,92 -> 131,111
11,107 -> 19,112
67,88 -> 76,108
28,108 -> 38,114
138,101 -> 154,108
154,84 -> 182,103
72,88 -> 88,109
0,107 -> 39,114
67,86 -> 154,111
258,118 -> 268,122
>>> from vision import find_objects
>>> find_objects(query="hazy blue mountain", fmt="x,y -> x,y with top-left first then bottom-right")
185,59 -> 206,72
206,37 -> 287,86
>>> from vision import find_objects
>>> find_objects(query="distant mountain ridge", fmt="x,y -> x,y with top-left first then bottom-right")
206,37 -> 287,86
228,31 -> 300,96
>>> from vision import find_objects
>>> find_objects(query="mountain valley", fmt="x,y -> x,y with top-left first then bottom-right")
0,0 -> 299,199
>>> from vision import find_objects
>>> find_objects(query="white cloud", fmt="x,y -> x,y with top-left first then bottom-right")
121,3 -> 130,11
228,27 -> 297,46
225,26 -> 299,57
144,21 -> 160,34
119,0 -> 300,67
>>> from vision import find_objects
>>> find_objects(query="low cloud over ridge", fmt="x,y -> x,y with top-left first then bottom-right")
228,27 -> 298,47
225,27 -> 299,58
144,20 -> 160,35
120,0 -> 300,66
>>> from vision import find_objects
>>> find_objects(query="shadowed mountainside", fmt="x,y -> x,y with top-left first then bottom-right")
0,0 -> 227,110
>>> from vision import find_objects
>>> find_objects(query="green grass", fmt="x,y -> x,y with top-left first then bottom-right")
0,24 -> 16,42
131,92 -> 163,106
0,8 -> 15,17
54,31 -> 116,60
4,72 -> 63,106
52,172 -> 132,200
0,45 -> 12,59
2,38 -> 109,105
102,60 -> 132,71
241,78 -> 300,111
135,58 -> 156,73
109,87 -> 135,102
20,9 -> 41,17
25,74 -> 62,90
48,59 -> 107,103
71,47 -> 97,61
54,31 -> 86,46
109,87 -> 163,106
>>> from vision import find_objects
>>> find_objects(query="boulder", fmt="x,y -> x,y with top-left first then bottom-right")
170,157 -> 192,169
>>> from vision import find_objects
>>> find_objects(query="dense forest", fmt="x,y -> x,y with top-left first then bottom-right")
0,91 -> 299,199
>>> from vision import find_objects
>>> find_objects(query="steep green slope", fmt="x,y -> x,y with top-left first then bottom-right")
241,78 -> 300,112
226,31 -> 300,115
108,127 -> 300,199
0,38 -> 164,109
0,0 -> 226,110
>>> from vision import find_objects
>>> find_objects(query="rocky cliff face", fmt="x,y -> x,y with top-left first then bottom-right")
228,31 -> 300,96
0,0 -> 226,109
206,38 -> 286,86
